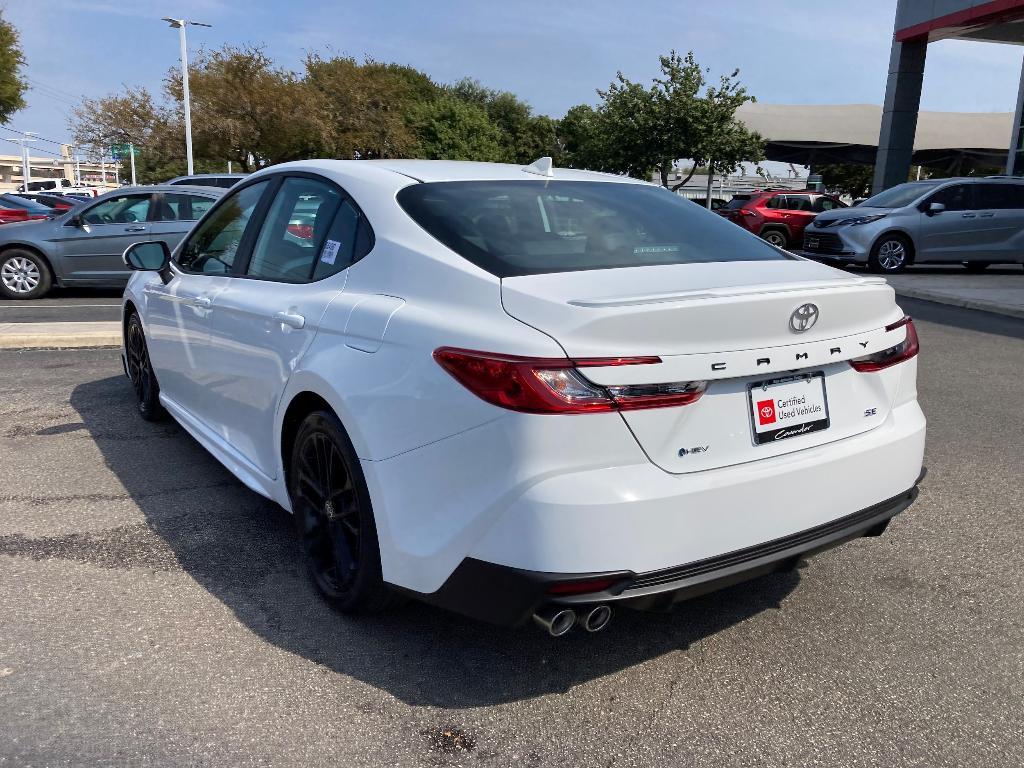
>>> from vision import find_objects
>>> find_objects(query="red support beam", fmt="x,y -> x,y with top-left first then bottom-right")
896,0 -> 1024,42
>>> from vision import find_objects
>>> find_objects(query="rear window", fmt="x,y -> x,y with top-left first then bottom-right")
725,195 -> 753,209
396,181 -> 789,278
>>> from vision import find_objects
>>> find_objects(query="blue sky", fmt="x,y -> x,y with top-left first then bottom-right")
5,0 -> 1024,152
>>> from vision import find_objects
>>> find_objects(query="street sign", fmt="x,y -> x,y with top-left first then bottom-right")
110,143 -> 139,159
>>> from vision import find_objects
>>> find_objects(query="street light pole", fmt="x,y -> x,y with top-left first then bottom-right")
15,131 -> 37,190
162,17 -> 211,177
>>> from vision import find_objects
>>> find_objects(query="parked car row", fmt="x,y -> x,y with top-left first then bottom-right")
713,177 -> 1024,273
0,185 -> 223,299
0,194 -> 56,225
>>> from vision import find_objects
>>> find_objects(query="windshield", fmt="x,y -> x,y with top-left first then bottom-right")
397,181 -> 790,278
858,182 -> 942,209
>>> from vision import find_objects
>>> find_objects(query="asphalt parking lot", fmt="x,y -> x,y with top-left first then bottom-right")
1,298 -> 1022,767
0,289 -> 122,324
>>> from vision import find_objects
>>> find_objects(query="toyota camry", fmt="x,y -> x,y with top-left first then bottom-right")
120,159 -> 926,635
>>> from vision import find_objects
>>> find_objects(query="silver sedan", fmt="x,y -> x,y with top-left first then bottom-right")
0,184 -> 223,299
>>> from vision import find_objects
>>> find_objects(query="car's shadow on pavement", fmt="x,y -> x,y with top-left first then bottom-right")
71,374 -> 800,709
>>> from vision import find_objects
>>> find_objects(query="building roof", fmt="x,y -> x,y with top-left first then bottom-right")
736,103 -> 1013,170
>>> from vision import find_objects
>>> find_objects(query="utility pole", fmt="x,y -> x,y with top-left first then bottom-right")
100,150 -> 106,188
129,143 -> 137,185
15,131 -> 37,191
163,17 -> 212,176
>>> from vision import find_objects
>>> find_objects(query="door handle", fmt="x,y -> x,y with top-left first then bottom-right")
979,212 -> 995,218
192,296 -> 213,309
273,311 -> 305,329
124,226 -> 147,232
961,213 -> 976,218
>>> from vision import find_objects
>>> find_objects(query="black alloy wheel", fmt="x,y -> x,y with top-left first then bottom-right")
126,313 -> 163,421
290,411 -> 393,613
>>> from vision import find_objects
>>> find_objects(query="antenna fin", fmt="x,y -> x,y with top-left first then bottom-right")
523,156 -> 554,177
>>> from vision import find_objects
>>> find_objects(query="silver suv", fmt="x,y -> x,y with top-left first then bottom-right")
801,177 -> 1024,273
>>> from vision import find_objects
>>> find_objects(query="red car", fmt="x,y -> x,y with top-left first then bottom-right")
0,194 -> 53,225
717,190 -> 847,249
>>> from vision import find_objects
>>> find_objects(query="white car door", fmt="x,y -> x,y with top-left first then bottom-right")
143,180 -> 272,424
204,174 -> 367,479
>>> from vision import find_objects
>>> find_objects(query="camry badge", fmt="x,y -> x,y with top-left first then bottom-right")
790,303 -> 820,333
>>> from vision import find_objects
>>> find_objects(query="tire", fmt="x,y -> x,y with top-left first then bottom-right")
289,410 -> 394,614
869,235 -> 911,274
963,261 -> 990,272
0,249 -> 53,300
125,312 -> 164,421
761,229 -> 789,248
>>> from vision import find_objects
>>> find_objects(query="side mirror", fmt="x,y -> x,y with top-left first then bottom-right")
66,214 -> 88,231
123,241 -> 171,271
927,202 -> 946,215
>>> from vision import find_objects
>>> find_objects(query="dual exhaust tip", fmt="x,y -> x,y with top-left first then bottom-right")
533,604 -> 612,637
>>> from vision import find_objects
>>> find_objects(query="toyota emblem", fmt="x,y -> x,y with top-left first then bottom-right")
790,303 -> 819,333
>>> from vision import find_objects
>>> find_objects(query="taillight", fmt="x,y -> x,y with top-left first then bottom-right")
850,316 -> 919,372
433,348 -> 707,414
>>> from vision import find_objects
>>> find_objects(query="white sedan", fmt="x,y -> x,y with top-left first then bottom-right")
120,159 -> 926,635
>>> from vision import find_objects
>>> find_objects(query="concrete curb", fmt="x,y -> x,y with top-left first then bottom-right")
892,287 -> 1024,321
0,322 -> 121,350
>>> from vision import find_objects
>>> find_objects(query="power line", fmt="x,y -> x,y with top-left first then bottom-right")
26,86 -> 79,109
25,77 -> 84,102
0,136 -> 66,158
0,126 -> 68,147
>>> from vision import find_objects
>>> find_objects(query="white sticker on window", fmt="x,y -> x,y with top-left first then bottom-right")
320,239 -> 341,265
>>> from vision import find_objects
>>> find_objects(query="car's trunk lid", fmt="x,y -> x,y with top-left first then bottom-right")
501,260 -> 906,473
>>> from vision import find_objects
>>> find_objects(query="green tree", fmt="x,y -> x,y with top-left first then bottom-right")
409,95 -> 507,161
661,53 -> 764,189
560,51 -> 764,185
0,11 -> 28,124
816,163 -> 875,198
448,79 -> 563,164
305,55 -> 438,159
559,104 -> 607,170
171,46 -> 325,171
70,86 -> 166,153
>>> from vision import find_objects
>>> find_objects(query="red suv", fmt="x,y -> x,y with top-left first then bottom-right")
717,190 -> 846,249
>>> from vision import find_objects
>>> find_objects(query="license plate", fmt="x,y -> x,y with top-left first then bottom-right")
748,372 -> 830,445
805,237 -> 820,249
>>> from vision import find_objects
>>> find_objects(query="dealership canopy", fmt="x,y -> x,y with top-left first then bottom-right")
736,103 -> 1013,172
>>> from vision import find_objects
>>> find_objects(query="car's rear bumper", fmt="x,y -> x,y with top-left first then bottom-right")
419,482 -> 921,626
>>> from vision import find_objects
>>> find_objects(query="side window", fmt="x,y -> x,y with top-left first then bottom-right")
764,196 -> 782,210
176,181 -> 269,275
977,184 -> 1014,210
82,194 -> 151,225
247,177 -> 344,282
814,197 -> 845,212
156,193 -> 216,221
311,200 -> 364,281
927,184 -> 971,212
784,196 -> 813,211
